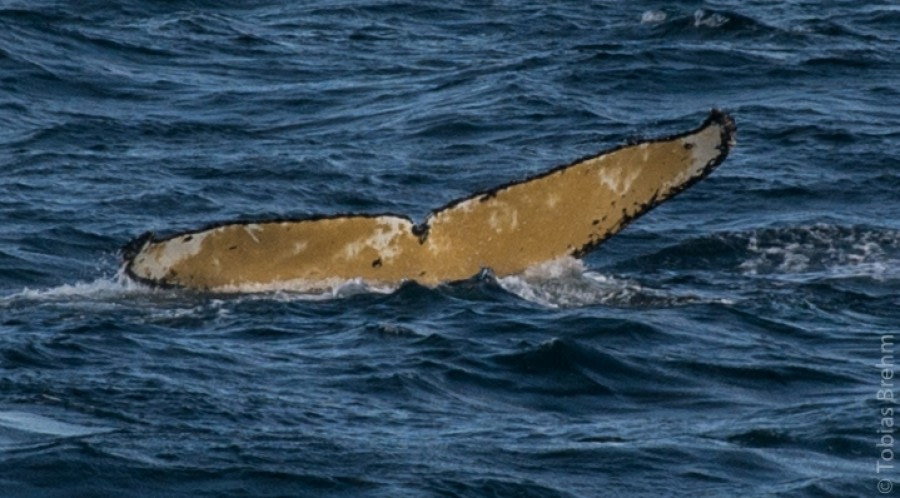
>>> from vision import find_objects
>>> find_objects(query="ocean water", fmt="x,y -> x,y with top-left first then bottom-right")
0,1 -> 898,496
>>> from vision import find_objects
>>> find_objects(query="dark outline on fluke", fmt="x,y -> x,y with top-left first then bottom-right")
122,109 -> 736,287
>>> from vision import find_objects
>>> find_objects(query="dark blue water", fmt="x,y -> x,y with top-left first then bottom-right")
1,2 -> 898,496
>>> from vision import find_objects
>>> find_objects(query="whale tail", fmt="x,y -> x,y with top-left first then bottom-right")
123,110 -> 735,292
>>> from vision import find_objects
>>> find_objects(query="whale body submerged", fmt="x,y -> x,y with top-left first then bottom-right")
122,110 -> 736,292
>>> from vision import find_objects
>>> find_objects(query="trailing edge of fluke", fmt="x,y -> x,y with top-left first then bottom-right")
122,110 -> 736,292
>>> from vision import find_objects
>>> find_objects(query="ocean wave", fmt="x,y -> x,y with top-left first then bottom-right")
620,224 -> 899,281
488,337 -> 632,396
0,410 -> 112,438
637,8 -> 784,39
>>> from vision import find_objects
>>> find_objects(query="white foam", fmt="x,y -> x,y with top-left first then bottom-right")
693,9 -> 730,28
737,225 -> 899,281
215,276 -> 399,299
0,270 -> 149,307
640,10 -> 667,25
497,257 -> 731,309
0,256 -> 405,307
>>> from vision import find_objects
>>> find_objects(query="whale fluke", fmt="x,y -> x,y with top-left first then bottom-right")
123,110 -> 735,292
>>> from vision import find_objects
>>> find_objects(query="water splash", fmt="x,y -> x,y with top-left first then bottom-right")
496,257 -> 730,309
0,269 -> 151,310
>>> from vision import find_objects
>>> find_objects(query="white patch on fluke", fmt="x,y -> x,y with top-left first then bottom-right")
597,165 -> 640,195
662,126 -> 722,192
370,218 -> 407,259
342,217 -> 409,261
487,206 -> 518,233
138,230 -> 214,280
244,224 -> 263,243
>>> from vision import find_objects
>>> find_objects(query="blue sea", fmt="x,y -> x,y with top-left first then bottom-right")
1,1 -> 898,496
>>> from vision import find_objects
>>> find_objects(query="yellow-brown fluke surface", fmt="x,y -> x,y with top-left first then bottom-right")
123,110 -> 735,292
